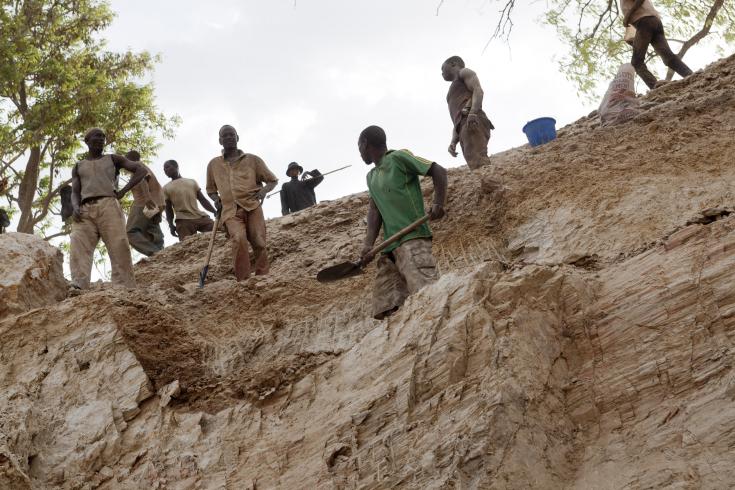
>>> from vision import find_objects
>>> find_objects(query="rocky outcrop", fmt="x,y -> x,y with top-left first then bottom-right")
0,298 -> 154,489
1,55 -> 735,489
0,233 -> 67,320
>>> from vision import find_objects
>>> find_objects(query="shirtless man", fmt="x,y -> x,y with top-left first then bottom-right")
441,56 -> 495,170
70,128 -> 147,290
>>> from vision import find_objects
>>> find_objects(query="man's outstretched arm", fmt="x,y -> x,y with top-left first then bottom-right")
111,155 -> 147,198
165,199 -> 177,237
305,169 -> 324,188
448,127 -> 460,157
427,162 -> 447,221
460,68 -> 485,116
71,165 -> 82,221
196,190 -> 216,214
280,190 -> 290,216
360,198 -> 383,264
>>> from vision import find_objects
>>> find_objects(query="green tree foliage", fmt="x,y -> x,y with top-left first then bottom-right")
464,0 -> 735,98
543,0 -> 735,98
0,0 -> 178,236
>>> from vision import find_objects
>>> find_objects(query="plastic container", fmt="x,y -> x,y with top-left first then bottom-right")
522,117 -> 557,147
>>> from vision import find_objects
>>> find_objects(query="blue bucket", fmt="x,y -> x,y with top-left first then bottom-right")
522,117 -> 557,147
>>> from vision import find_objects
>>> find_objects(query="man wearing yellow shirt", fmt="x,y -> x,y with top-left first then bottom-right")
206,125 -> 278,280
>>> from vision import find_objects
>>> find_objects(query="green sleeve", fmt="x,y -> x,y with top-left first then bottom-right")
395,150 -> 433,176
366,170 -> 374,199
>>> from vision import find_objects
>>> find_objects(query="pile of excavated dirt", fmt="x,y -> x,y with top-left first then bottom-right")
2,54 -> 735,489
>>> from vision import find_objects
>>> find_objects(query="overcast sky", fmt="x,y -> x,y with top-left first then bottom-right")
104,0 -> 598,229
96,0 -> 721,225
48,0 -> 719,277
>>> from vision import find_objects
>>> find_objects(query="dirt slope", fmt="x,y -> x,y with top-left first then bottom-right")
1,54 -> 735,489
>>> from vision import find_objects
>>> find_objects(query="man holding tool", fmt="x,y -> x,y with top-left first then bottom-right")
205,125 -> 278,281
279,162 -> 323,215
357,125 -> 447,320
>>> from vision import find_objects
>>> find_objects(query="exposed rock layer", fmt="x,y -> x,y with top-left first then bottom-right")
1,55 -> 735,489
0,232 -> 67,320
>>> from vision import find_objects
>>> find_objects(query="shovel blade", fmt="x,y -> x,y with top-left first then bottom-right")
316,261 -> 363,283
198,265 -> 209,288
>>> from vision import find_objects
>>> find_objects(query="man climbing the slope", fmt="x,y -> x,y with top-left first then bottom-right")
162,159 -> 216,240
358,125 -> 447,320
441,56 -> 496,171
622,0 -> 693,89
280,161 -> 323,215
69,128 -> 148,291
206,125 -> 278,281
441,56 -> 503,196
124,150 -> 165,257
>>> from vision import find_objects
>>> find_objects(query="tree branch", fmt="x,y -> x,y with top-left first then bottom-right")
436,0 -> 444,16
43,227 -> 70,241
33,177 -> 71,225
666,0 -> 725,79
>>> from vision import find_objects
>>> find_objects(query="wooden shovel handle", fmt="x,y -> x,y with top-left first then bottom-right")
366,214 -> 430,258
203,215 -> 220,267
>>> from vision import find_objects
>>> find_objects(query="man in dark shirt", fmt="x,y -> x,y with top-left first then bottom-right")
0,208 -> 9,233
280,162 -> 323,215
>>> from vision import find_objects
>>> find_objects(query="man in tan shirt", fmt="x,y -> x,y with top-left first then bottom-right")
622,0 -> 693,89
124,150 -> 165,256
206,125 -> 278,280
163,159 -> 216,240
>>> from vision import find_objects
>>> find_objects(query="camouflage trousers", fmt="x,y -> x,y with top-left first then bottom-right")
372,238 -> 438,319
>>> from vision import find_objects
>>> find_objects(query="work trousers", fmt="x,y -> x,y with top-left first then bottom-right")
459,113 -> 493,170
126,205 -> 164,257
70,197 -> 136,289
458,114 -> 503,193
176,217 -> 214,241
632,16 -> 693,89
224,205 -> 269,281
372,238 -> 438,319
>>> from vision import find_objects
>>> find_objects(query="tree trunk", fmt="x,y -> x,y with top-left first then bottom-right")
16,146 -> 41,234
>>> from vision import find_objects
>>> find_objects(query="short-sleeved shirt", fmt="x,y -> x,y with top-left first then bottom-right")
621,0 -> 660,24
164,177 -> 209,221
366,149 -> 433,253
206,150 -> 278,223
131,166 -> 165,210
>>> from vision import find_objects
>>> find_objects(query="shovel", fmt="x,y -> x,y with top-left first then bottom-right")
317,214 -> 430,283
198,215 -> 221,288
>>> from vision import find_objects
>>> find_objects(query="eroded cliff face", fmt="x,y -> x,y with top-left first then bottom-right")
0,232 -> 67,319
2,55 -> 735,489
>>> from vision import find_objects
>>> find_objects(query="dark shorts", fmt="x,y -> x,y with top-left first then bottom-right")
176,216 -> 214,240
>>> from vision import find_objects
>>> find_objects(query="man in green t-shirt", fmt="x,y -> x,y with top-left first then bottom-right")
358,125 -> 448,320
